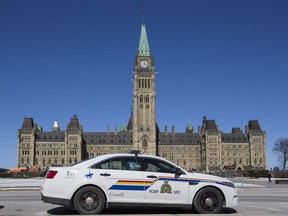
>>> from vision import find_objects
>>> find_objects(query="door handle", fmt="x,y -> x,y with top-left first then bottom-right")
100,173 -> 111,177
147,175 -> 157,178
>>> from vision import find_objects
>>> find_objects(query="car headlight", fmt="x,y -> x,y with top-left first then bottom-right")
221,181 -> 235,188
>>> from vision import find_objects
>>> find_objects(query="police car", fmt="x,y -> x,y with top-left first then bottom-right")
41,152 -> 238,214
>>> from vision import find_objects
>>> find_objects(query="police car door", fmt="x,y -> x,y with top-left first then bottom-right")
92,156 -> 145,203
141,157 -> 189,205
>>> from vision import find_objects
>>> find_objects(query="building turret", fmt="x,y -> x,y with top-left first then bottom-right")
67,115 -> 82,131
52,120 -> 60,131
186,122 -> 194,133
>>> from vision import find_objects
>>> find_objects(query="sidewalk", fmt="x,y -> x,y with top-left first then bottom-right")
232,177 -> 288,188
0,178 -> 43,191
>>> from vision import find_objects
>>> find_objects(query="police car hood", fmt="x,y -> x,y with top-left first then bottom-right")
187,172 -> 231,182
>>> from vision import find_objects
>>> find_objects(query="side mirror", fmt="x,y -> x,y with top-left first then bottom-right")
175,168 -> 184,177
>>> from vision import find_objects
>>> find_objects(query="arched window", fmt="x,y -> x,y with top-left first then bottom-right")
148,79 -> 150,88
142,139 -> 148,148
145,96 -> 149,103
140,95 -> 143,103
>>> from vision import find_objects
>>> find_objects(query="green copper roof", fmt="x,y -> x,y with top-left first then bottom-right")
187,122 -> 192,130
120,123 -> 127,132
138,23 -> 150,56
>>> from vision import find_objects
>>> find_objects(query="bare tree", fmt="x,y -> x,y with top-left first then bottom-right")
273,138 -> 288,171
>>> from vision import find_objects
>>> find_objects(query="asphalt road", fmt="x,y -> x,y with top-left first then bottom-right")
0,179 -> 288,216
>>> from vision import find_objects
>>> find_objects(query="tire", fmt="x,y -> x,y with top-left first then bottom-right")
192,187 -> 223,214
74,186 -> 105,215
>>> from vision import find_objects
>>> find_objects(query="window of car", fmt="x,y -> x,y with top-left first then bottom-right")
140,157 -> 178,174
91,157 -> 140,171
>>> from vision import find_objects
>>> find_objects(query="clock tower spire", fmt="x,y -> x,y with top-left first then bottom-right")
138,23 -> 150,56
132,22 -> 157,155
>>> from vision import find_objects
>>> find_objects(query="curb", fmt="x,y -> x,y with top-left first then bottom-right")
0,187 -> 41,191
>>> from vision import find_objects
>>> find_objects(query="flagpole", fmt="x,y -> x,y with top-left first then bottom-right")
141,5 -> 145,23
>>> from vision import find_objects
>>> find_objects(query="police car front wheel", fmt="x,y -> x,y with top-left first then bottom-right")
74,186 -> 105,215
192,187 -> 223,214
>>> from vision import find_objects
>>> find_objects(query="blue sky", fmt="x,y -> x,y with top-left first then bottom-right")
0,0 -> 287,169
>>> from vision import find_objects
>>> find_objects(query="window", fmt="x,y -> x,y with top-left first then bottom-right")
92,157 -> 138,171
142,138 -> 148,148
145,95 -> 149,103
140,158 -> 178,174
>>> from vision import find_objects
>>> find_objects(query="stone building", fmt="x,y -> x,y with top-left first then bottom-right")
17,22 -> 266,171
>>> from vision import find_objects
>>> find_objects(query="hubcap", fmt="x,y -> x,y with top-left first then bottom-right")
80,192 -> 99,211
205,197 -> 213,206
200,192 -> 218,211
85,197 -> 94,206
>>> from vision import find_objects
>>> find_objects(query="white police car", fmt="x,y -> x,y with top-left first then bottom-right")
41,152 -> 238,214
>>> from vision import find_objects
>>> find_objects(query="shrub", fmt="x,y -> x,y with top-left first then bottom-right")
272,171 -> 288,178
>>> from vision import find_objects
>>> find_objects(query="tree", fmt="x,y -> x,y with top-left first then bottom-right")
273,138 -> 288,171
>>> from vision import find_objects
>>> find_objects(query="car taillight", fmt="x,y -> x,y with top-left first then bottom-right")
45,170 -> 58,179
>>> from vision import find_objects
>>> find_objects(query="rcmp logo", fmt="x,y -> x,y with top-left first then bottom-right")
84,171 -> 94,179
160,180 -> 172,194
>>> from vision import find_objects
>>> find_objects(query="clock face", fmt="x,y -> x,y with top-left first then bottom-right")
140,60 -> 148,68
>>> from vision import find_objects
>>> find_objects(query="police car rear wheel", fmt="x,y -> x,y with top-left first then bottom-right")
74,186 -> 105,215
192,187 -> 223,214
